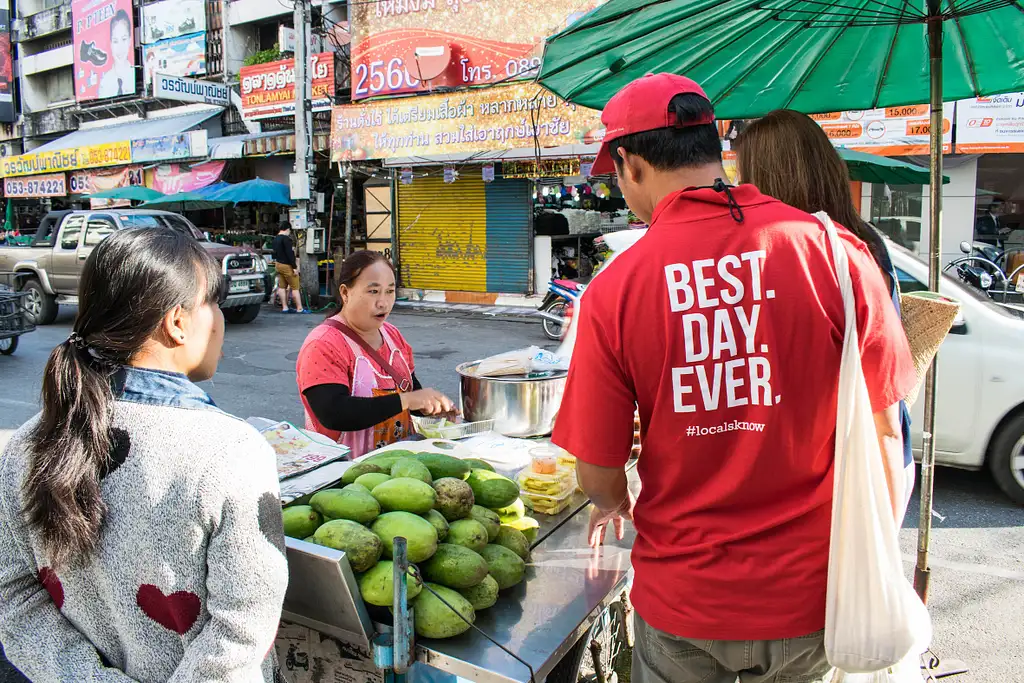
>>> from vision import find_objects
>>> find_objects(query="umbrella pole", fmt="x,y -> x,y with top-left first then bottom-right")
915,12 -> 944,606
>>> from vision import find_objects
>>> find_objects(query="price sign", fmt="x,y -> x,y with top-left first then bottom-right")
4,173 -> 67,198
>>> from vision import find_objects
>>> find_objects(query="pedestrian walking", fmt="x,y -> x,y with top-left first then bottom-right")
552,74 -> 916,683
0,227 -> 288,681
734,108 -> 917,523
296,250 -> 455,458
273,221 -> 308,314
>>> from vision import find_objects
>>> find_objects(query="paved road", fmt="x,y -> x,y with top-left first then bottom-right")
0,305 -> 1021,682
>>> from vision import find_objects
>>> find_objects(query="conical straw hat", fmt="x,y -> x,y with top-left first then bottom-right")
899,291 -> 961,407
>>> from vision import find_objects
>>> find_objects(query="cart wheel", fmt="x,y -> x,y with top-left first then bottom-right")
546,601 -> 629,683
0,336 -> 17,355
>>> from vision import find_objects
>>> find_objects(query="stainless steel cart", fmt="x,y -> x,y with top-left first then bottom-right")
279,466 -> 640,683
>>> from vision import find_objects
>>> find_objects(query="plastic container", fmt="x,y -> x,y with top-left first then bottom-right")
518,464 -> 576,499
414,416 -> 496,440
521,488 -> 574,515
528,446 -> 559,474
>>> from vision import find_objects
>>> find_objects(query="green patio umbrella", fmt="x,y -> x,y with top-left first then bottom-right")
541,1 -> 1024,620
87,186 -> 165,202
839,148 -> 948,185
139,192 -> 230,212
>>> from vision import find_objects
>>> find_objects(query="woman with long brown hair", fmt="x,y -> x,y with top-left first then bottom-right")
296,250 -> 455,458
736,109 -> 915,521
0,227 -> 287,680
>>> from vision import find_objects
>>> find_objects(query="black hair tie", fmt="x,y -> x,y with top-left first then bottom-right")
67,332 -> 88,351
712,178 -> 745,224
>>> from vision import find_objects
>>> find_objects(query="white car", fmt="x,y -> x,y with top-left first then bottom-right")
889,241 -> 1024,504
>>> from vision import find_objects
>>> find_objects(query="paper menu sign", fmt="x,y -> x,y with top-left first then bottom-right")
260,420 -> 351,480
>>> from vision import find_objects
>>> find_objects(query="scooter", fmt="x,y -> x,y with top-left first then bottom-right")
537,278 -> 587,341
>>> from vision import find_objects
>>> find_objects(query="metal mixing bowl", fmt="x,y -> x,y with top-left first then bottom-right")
457,362 -> 568,437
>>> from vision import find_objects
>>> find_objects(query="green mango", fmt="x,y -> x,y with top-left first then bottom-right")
468,505 -> 501,542
466,469 -> 519,508
494,526 -> 530,560
422,509 -> 450,542
412,584 -> 475,639
355,472 -> 392,491
420,543 -> 489,589
309,488 -> 381,525
391,457 -> 433,484
371,511 -> 439,563
313,520 -> 383,572
372,477 -> 437,515
282,505 -> 322,539
358,560 -> 422,607
412,453 -> 471,480
479,544 -> 526,590
458,574 -> 499,611
446,519 -> 489,553
433,477 -> 475,522
342,462 -> 385,485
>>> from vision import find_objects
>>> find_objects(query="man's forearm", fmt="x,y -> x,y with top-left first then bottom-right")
577,461 -> 629,512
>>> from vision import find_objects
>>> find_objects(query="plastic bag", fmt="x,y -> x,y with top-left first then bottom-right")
473,346 -> 569,377
819,212 -> 932,673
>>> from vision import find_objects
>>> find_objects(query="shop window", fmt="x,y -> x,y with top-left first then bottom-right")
59,215 -> 85,250
84,215 -> 116,246
870,184 -> 923,251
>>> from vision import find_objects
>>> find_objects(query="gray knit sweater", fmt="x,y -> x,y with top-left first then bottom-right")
0,367 -> 289,682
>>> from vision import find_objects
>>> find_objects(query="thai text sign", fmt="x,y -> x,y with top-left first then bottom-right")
350,0 -> 603,100
240,53 -> 335,120
4,173 -> 67,197
154,73 -> 229,105
0,141 -> 132,178
330,83 -> 604,161
955,92 -> 1024,153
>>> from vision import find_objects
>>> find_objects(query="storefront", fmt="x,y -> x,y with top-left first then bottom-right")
331,82 -> 607,297
395,165 -> 532,293
0,107 -> 222,214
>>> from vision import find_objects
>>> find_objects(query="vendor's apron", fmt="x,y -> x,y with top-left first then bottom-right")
306,323 -> 415,459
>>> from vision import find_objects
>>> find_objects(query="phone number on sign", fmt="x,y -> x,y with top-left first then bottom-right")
353,56 -> 541,97
4,177 -> 66,197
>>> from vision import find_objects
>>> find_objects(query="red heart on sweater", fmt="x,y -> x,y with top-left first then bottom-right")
38,567 -> 63,609
136,584 -> 201,635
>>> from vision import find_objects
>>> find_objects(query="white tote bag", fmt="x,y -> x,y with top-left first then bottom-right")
819,212 -> 932,675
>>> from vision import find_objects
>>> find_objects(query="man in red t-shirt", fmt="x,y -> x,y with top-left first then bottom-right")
551,74 -> 916,683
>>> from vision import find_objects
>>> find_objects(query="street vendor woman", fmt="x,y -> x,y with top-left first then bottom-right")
296,250 -> 455,457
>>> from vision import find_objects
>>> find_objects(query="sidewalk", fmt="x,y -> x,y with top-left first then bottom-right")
395,299 -> 540,321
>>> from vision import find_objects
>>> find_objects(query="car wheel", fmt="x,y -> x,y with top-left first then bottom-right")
988,412 -> 1024,505
223,304 -> 261,324
0,336 -> 17,355
20,279 -> 58,325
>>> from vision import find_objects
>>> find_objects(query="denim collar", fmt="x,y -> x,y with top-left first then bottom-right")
112,366 -> 221,413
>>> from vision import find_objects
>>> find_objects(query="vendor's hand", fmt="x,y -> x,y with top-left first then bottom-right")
402,388 -> 455,416
588,491 -> 635,549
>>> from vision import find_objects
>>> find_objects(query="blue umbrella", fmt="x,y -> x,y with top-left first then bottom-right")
192,181 -> 231,198
209,177 -> 294,206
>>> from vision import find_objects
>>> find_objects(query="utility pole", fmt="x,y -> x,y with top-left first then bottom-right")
293,0 -> 319,303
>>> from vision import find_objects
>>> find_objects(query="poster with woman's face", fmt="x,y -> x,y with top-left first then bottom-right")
71,0 -> 137,102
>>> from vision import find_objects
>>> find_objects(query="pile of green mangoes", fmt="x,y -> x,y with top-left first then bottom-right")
281,450 -> 541,640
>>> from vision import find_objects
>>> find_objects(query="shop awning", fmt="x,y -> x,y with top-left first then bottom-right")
32,109 -> 222,154
208,131 -> 331,159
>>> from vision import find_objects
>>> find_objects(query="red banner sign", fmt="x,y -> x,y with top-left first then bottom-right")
239,53 -> 335,120
147,160 -> 224,194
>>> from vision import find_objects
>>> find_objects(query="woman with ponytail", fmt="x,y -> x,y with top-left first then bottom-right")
0,227 -> 288,681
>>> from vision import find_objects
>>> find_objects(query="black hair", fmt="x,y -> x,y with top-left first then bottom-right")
609,93 -> 722,171
278,221 -> 291,232
110,9 -> 131,36
24,227 -> 222,571
331,250 -> 394,315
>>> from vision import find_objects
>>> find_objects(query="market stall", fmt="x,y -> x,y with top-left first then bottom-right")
253,352 -> 636,683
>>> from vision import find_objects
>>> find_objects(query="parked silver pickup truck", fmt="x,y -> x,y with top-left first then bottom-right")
0,209 -> 269,324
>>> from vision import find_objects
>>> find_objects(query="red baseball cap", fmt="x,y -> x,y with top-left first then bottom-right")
590,73 -> 714,176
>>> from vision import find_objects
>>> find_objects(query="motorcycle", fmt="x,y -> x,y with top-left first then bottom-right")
537,278 -> 587,341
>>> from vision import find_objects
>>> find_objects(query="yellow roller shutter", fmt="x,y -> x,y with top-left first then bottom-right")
397,169 -> 487,292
